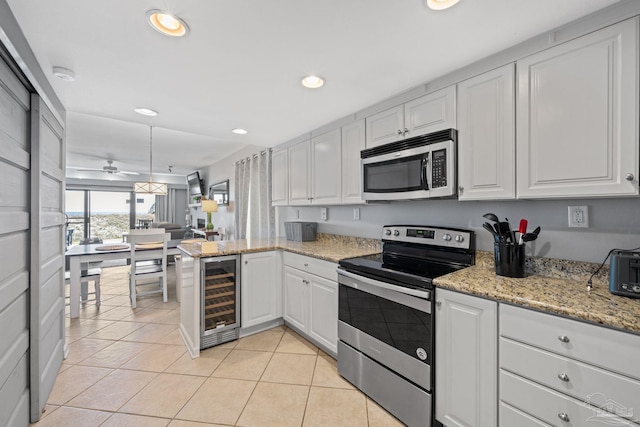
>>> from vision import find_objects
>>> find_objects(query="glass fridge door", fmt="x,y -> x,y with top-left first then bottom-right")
201,256 -> 238,334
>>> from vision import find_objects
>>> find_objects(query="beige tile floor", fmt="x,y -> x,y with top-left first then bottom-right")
32,265 -> 405,426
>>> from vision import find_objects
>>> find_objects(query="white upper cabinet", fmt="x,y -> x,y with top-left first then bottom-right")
271,149 -> 288,206
341,119 -> 366,204
311,129 -> 342,205
365,104 -> 404,148
516,18 -> 638,198
365,86 -> 457,148
288,140 -> 312,205
457,64 -> 516,200
404,85 -> 456,139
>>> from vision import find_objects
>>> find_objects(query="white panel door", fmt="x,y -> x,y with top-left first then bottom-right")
288,140 -> 312,205
436,288 -> 497,427
365,104 -> 404,148
0,56 -> 31,427
404,85 -> 456,138
516,18 -> 638,198
282,267 -> 307,331
311,129 -> 342,205
241,251 -> 280,328
458,64 -> 516,200
29,94 -> 65,422
341,120 -> 365,204
271,149 -> 288,206
307,275 -> 338,354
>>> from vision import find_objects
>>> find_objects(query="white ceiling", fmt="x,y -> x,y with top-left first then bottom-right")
7,0 -> 620,179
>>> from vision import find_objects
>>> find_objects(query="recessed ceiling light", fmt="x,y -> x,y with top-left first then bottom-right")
52,66 -> 76,82
134,107 -> 159,117
232,128 -> 248,135
146,10 -> 189,37
425,0 -> 461,10
301,75 -> 325,89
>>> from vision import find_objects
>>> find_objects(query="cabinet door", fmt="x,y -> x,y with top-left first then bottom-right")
311,129 -> 342,205
241,252 -> 280,328
365,104 -> 404,148
516,18 -> 638,198
458,64 -> 515,200
404,85 -> 456,138
283,266 -> 307,331
341,120 -> 366,204
435,288 -> 497,427
271,149 -> 288,206
288,140 -> 312,205
307,275 -> 338,354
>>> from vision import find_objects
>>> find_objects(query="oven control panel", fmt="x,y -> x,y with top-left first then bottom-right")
382,225 -> 472,250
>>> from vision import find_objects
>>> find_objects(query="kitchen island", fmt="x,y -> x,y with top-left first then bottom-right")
177,234 -> 381,358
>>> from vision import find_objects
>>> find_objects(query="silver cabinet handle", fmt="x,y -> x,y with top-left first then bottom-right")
557,373 -> 570,382
436,301 -> 442,308
402,128 -> 409,135
397,129 -> 403,135
304,263 -> 309,267
558,412 -> 570,422
244,260 -> 248,265
458,186 -> 464,194
625,173 -> 635,181
558,335 -> 570,343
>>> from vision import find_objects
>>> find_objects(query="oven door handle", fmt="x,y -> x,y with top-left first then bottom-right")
338,268 -> 432,301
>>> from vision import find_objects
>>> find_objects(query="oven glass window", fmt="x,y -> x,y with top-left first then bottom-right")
363,154 -> 425,193
339,285 -> 432,364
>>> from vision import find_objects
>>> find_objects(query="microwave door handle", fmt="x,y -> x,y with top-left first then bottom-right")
421,156 -> 430,190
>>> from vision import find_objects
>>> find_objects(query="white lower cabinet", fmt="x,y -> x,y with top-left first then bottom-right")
499,304 -> 640,426
283,252 -> 338,355
240,251 -> 281,330
435,288 -> 497,427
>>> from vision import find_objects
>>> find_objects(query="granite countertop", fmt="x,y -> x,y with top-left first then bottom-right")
178,233 -> 381,263
434,251 -> 640,335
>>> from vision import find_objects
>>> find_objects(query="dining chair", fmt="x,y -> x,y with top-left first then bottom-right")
125,229 -> 170,308
64,268 -> 102,307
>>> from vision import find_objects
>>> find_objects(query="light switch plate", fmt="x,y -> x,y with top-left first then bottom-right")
321,207 -> 328,221
353,208 -> 360,220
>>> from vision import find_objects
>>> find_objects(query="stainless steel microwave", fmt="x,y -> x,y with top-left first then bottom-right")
361,129 -> 457,201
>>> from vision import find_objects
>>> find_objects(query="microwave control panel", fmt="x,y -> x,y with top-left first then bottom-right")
431,149 -> 447,188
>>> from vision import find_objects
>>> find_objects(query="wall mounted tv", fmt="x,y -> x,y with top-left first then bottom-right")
187,171 -> 205,196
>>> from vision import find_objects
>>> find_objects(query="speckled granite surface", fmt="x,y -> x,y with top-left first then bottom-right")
436,250 -> 640,335
178,234 -> 381,263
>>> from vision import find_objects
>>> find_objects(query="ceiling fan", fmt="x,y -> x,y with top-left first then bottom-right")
73,160 -> 140,175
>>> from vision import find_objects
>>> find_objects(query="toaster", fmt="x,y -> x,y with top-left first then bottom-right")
609,250 -> 640,298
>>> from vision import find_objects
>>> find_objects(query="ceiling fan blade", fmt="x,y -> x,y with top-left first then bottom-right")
120,171 -> 140,175
73,167 -> 104,172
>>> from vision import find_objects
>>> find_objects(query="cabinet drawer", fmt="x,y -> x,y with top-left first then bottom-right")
282,252 -> 337,281
500,402 -> 552,427
500,304 -> 640,380
501,370 -> 639,426
501,337 -> 640,414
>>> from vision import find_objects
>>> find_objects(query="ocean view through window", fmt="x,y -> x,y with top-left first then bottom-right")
65,190 -> 155,245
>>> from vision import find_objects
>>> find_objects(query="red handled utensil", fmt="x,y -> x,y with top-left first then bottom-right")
518,219 -> 528,245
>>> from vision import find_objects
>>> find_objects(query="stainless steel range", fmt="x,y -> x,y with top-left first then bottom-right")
337,225 -> 475,427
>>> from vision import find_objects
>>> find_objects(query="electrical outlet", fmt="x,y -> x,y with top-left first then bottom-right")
568,206 -> 589,228
353,208 -> 360,220
321,207 -> 328,221
296,209 -> 300,219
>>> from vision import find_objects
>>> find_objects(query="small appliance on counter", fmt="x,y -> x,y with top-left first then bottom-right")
284,221 -> 317,241
610,250 -> 640,298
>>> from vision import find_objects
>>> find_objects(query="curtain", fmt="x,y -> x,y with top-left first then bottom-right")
235,150 -> 274,239
234,157 -> 251,239
155,188 -> 177,223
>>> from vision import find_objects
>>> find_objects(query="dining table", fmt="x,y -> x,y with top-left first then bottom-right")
65,239 -> 183,318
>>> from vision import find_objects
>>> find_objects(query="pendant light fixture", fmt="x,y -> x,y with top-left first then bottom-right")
134,126 -> 167,195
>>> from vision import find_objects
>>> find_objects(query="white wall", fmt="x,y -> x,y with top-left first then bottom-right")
278,197 -> 640,263
194,144 -> 265,239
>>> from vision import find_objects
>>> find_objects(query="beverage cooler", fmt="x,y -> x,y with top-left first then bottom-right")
200,255 -> 240,349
